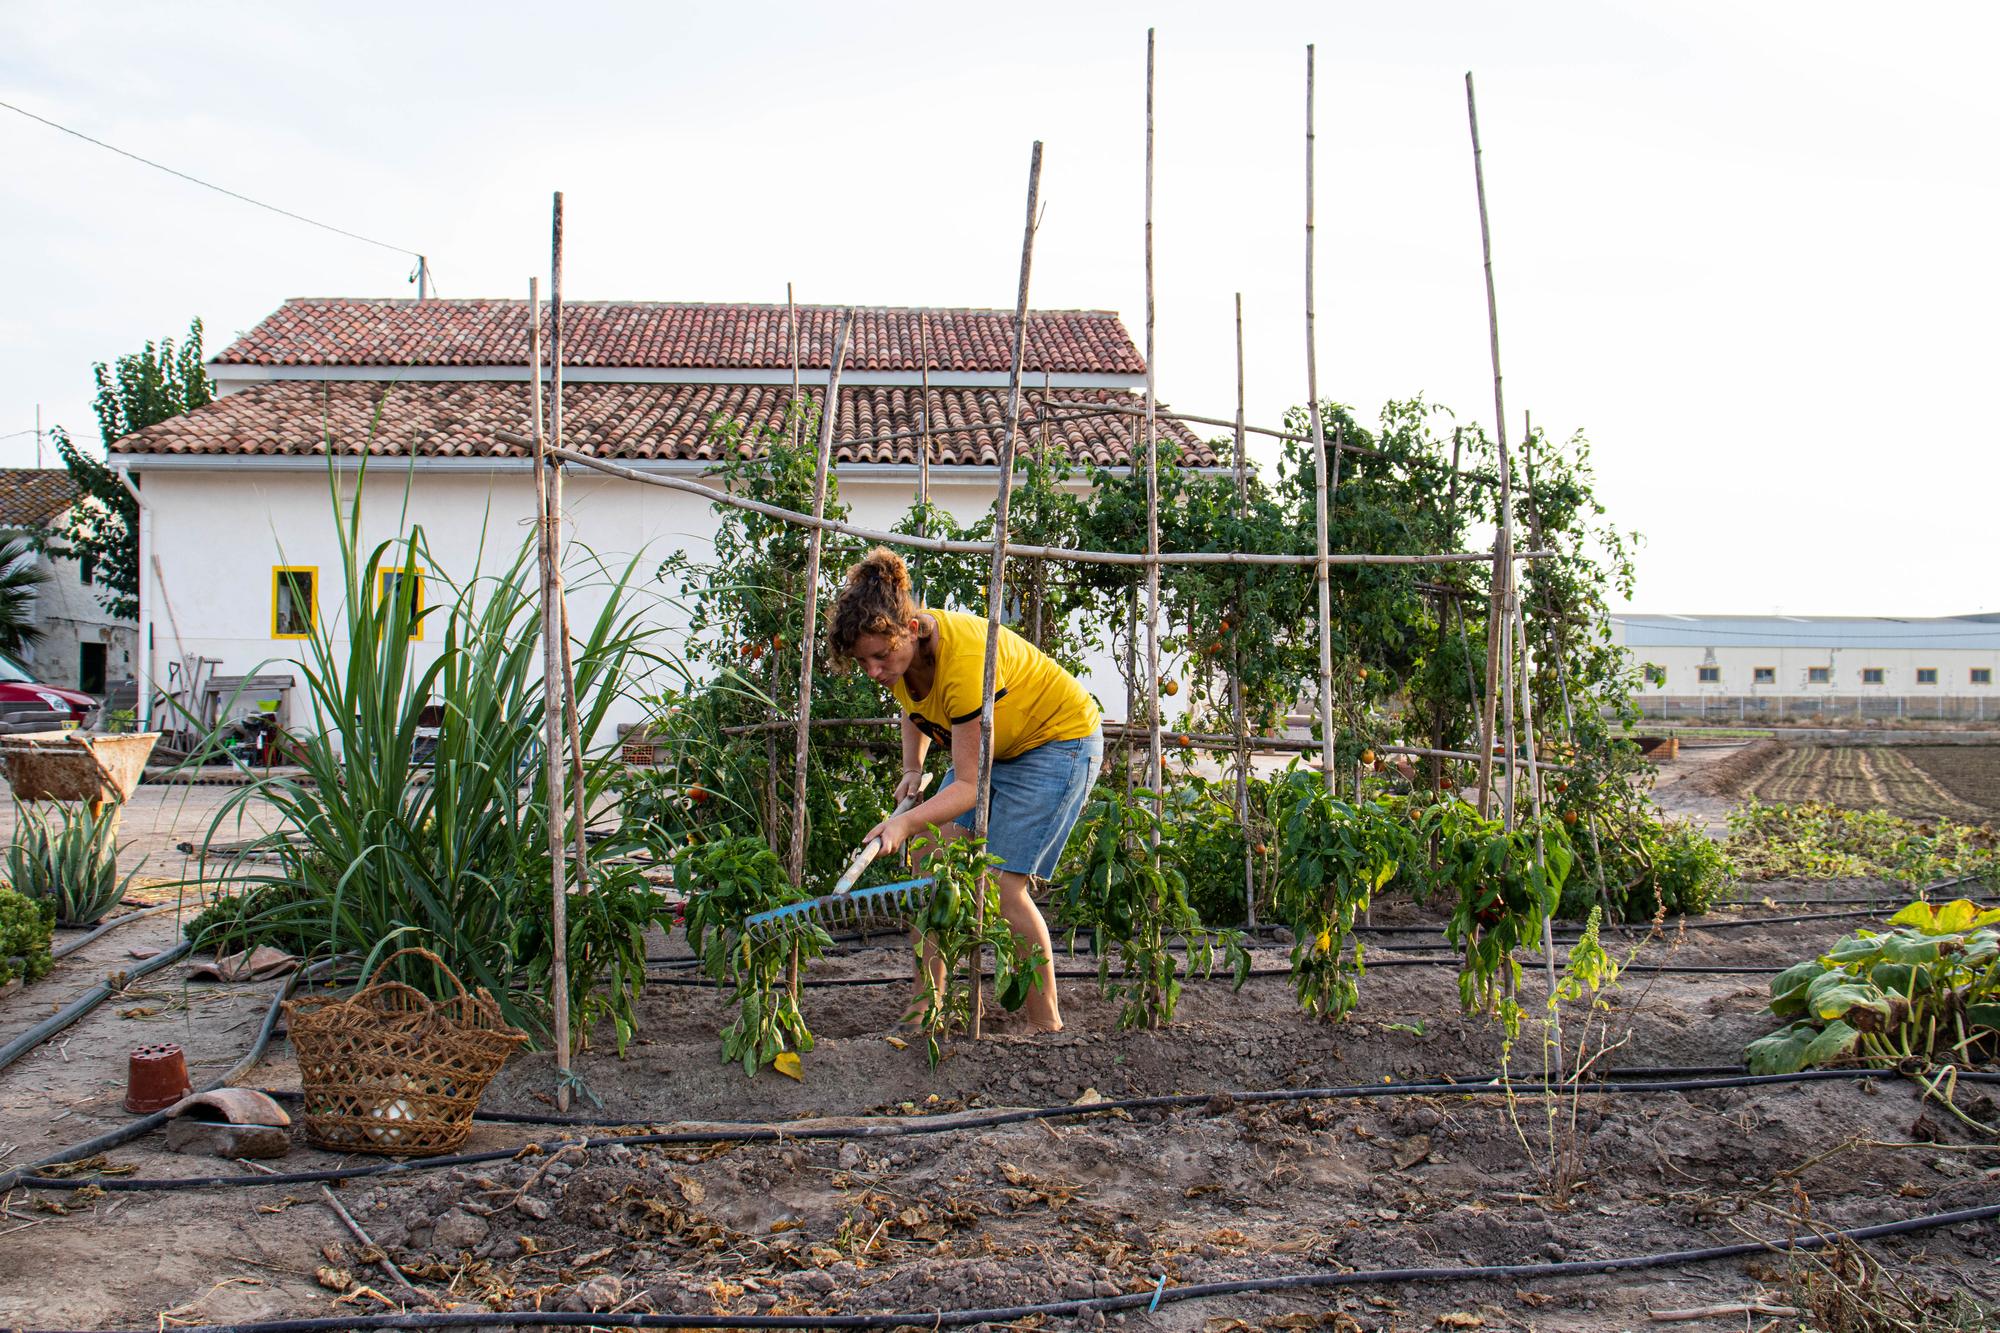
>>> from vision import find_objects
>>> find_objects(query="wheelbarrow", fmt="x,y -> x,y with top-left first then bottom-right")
0,730 -> 160,819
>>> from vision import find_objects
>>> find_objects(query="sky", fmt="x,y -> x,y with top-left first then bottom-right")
2,1 -> 1994,617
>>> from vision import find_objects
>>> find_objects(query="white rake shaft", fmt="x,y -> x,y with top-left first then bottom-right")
831,781 -> 929,897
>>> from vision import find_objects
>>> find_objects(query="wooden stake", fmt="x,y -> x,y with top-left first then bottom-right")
1142,29 -> 1164,806
788,284 -> 802,453
1467,72 -> 1513,821
786,312 -> 856,888
913,315 -> 931,605
1305,45 -> 1336,795
550,205 -> 589,896
1230,292 -> 1254,926
972,140 -> 1045,1041
529,274 -> 572,1113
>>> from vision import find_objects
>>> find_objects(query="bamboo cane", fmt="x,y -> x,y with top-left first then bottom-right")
1230,292 -> 1254,926
1468,72 -> 1512,820
913,315 -> 931,605
550,225 -> 590,897
528,276 -> 572,1114
785,312 -> 855,889
788,284 -> 802,453
1143,29 -> 1164,808
1305,45 -> 1336,796
970,141 -> 1045,1041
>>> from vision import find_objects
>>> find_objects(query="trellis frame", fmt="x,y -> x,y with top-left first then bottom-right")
518,40 -> 1568,1059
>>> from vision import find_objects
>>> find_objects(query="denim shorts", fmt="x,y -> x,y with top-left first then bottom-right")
939,729 -> 1104,878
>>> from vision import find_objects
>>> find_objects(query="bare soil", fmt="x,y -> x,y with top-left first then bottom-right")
2,787 -> 1998,1332
1681,741 -> 2000,824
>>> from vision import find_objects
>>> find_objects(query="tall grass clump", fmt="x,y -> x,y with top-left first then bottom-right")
195,480 -> 665,1051
5,801 -> 141,925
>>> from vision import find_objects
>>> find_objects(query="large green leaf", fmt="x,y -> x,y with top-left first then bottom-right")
1806,970 -> 1891,1024
1876,931 -> 1943,965
1826,931 -> 1886,966
1747,1021 -> 1821,1075
1966,1002 -> 2000,1033
1867,961 -> 1933,997
1770,958 -> 1830,1018
1802,1019 -> 1864,1067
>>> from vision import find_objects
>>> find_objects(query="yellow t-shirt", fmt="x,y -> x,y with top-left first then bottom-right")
891,608 -> 1100,761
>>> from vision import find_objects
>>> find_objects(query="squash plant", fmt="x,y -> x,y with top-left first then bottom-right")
1266,768 -> 1411,1020
908,831 -> 1044,1062
1433,801 -> 1575,1016
1747,898 -> 2000,1075
677,835 -> 830,1076
1057,786 -> 1249,1030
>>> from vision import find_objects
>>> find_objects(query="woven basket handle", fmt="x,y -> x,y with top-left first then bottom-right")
363,946 -> 472,1002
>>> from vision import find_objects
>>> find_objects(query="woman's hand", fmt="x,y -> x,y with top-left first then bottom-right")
866,812 -> 913,856
892,770 -> 927,805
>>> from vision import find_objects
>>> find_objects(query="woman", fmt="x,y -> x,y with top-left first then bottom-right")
829,547 -> 1103,1033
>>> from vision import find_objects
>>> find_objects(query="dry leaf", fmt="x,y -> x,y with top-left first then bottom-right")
117,1005 -> 162,1019
773,1051 -> 803,1081
1184,1182 -> 1223,1197
1434,1315 -> 1484,1329
1392,1135 -> 1433,1170
770,1219 -> 802,1233
675,1175 -> 706,1206
884,1036 -> 908,1050
313,1266 -> 353,1293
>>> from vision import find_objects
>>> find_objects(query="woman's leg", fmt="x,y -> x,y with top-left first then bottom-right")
995,869 -> 1062,1032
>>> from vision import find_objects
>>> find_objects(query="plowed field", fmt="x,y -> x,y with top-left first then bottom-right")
1739,743 -> 2000,821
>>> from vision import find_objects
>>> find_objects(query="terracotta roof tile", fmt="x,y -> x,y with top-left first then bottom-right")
0,469 -> 79,529
112,382 -> 1217,469
215,300 -> 1148,375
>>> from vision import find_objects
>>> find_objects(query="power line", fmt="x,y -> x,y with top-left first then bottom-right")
0,96 -> 422,259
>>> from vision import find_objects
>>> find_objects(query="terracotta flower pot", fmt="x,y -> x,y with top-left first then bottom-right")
124,1043 -> 192,1113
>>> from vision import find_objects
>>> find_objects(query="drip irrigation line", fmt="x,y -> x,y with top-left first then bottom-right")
21,1067 -> 1994,1194
29,1196 -> 2000,1332
50,903 -> 178,960
641,955 -> 1785,990
0,939 -> 192,1076
1352,905 -> 1896,937
0,962 -> 321,1195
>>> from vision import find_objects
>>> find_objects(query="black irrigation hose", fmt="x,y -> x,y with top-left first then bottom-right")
18,1200 -> 2000,1332
0,939 -> 194,1077
641,956 -> 1785,990
49,903 -> 178,960
0,962 -> 320,1196
22,1067 -> 1997,1193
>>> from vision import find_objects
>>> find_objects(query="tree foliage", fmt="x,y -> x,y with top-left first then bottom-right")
48,318 -> 215,619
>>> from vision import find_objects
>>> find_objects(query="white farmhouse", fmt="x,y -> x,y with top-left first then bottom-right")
0,468 -> 137,695
108,299 -> 1211,735
1614,613 -> 2000,723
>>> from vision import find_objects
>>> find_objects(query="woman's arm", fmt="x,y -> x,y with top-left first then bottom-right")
894,714 -> 930,804
870,719 -> 982,853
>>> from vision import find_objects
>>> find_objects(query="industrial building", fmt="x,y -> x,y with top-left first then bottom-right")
1613,612 -> 2000,722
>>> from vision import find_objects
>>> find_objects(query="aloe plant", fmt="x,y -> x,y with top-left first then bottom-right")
5,801 -> 141,926
1748,898 -> 2000,1074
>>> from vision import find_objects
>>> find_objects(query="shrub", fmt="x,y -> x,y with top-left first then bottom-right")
4,801 -> 140,926
0,887 -> 54,986
678,834 -> 829,1075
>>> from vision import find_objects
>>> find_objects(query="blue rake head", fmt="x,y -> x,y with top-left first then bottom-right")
741,876 -> 935,940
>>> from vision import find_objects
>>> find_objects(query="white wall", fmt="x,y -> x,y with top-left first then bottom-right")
132,463 -> 1154,737
6,516 -> 136,693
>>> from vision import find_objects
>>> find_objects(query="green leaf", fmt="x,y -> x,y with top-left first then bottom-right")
1964,1002 -> 2000,1032
1802,1019 -> 1864,1067
1747,1020 -> 1820,1075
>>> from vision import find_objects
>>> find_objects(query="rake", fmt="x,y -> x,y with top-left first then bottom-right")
742,783 -> 936,940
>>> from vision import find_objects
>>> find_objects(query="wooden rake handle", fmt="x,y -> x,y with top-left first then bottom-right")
832,775 -> 932,896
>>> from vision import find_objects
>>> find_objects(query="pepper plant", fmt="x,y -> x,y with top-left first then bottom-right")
678,834 -> 830,1076
1057,785 -> 1249,1030
907,831 -> 1044,1062
1748,898 -> 2000,1075
1434,801 -> 1576,1018
1266,767 -> 1412,1020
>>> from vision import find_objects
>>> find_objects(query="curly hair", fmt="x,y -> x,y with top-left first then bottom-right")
828,546 -> 921,662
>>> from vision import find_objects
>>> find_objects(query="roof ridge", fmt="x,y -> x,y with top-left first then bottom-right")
271,297 -> 1125,317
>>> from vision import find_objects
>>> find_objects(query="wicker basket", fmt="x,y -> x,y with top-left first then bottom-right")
285,947 -> 528,1156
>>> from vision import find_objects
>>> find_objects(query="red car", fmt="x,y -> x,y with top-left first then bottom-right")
0,651 -> 98,734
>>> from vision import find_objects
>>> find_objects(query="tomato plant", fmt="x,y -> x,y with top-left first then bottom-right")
677,835 -> 830,1076
1057,785 -> 1249,1030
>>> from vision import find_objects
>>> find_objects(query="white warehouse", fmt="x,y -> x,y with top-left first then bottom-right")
1613,613 -> 2000,722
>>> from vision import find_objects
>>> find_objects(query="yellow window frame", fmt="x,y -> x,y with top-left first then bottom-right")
272,566 -> 318,640
376,566 -> 427,641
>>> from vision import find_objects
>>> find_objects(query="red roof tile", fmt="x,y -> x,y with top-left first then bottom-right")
215,300 -> 1148,375
112,381 -> 1217,469
0,469 -> 79,529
